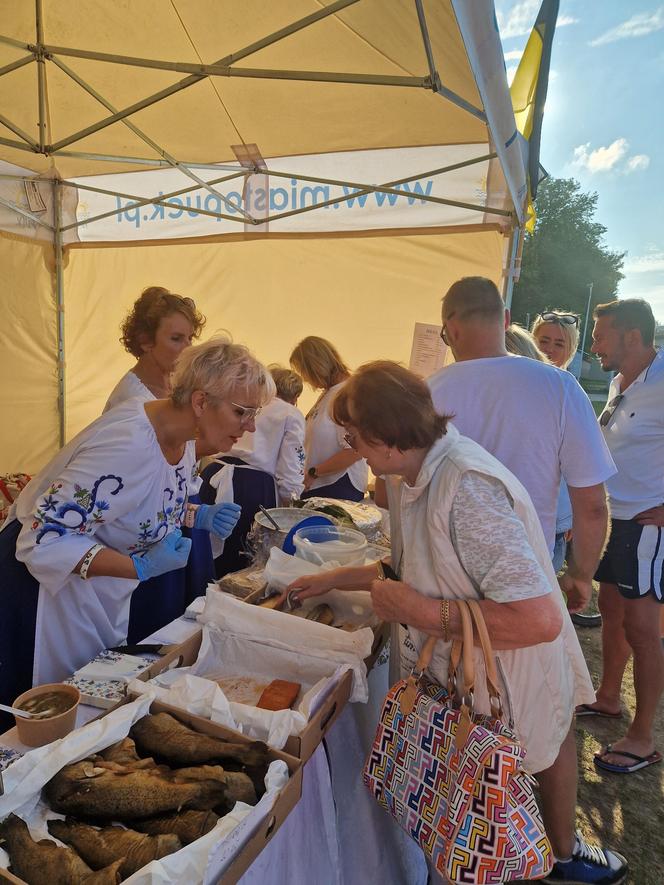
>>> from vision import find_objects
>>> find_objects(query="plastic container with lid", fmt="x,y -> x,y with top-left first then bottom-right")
293,525 -> 367,566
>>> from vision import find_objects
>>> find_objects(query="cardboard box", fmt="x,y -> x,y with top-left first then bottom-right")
0,697 -> 302,885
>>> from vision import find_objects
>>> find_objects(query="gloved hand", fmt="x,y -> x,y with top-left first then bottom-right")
194,502 -> 242,540
131,529 -> 192,582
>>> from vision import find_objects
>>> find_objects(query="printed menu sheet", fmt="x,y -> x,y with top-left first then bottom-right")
408,322 -> 448,378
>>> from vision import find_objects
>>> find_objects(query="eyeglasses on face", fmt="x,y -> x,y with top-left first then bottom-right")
599,394 -> 624,427
440,325 -> 451,346
537,312 -> 579,327
231,401 -> 262,422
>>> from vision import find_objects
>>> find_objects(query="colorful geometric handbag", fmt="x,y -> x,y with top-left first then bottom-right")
363,599 -> 553,883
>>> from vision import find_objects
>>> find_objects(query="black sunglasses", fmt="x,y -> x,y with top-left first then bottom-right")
599,394 -> 624,427
537,312 -> 579,327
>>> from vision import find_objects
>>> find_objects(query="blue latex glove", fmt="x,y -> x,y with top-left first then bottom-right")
194,502 -> 242,540
131,529 -> 192,582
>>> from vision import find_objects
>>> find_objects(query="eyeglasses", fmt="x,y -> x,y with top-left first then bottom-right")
231,401 -> 262,423
344,430 -> 358,450
537,312 -> 579,327
599,394 -> 624,427
440,324 -> 450,346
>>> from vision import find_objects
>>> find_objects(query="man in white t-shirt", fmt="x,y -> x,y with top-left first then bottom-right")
583,299 -> 664,777
428,277 -> 625,885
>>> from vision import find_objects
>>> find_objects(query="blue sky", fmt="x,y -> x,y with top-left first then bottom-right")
496,1 -> 664,320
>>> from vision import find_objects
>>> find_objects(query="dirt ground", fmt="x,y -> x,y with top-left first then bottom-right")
573,625 -> 664,885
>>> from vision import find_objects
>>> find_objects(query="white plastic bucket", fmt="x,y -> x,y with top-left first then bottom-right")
293,525 -> 368,566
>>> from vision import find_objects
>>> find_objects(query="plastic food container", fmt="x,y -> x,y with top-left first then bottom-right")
250,508 -> 337,562
12,682 -> 80,747
293,525 -> 368,566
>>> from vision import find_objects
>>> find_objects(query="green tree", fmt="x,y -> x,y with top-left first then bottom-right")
511,178 -> 625,347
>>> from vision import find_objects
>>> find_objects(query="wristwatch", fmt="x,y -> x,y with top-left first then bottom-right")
307,466 -> 318,479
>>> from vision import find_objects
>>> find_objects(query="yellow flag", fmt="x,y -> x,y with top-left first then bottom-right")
509,0 -> 559,231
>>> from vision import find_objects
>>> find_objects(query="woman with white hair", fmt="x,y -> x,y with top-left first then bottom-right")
0,336 -> 272,719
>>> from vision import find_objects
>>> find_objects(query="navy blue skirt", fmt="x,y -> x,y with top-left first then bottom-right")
199,458 -> 276,578
0,519 -> 40,729
301,472 -> 364,503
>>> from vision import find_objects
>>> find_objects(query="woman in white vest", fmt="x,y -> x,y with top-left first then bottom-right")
285,362 -> 627,884
290,336 -> 368,502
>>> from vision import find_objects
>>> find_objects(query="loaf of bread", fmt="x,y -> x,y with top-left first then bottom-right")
256,679 -> 301,711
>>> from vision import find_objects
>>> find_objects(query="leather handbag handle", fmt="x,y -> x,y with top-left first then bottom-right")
448,600 -> 474,699
466,599 -> 503,717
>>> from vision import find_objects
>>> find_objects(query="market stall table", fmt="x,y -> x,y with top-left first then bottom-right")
0,613 -> 426,885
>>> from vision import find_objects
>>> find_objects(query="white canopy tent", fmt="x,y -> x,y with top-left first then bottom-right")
0,0 -> 529,472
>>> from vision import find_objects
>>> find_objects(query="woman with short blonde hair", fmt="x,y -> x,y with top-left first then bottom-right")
0,336 -> 270,717
290,336 -> 367,502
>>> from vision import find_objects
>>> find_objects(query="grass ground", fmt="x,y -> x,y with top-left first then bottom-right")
573,625 -> 664,885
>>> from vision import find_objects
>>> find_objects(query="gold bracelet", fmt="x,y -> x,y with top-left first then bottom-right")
440,600 -> 451,642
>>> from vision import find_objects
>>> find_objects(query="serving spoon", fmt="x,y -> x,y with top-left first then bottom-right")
259,504 -> 281,531
0,702 -> 41,719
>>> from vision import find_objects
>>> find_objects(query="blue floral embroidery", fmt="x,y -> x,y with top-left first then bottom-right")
127,480 -> 187,554
34,475 -> 124,543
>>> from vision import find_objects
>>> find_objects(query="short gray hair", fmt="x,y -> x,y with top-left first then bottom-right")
171,334 -> 275,407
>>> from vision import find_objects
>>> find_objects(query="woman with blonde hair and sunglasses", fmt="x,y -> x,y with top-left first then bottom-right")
105,286 -> 206,411
531,310 -> 580,371
290,336 -> 368,502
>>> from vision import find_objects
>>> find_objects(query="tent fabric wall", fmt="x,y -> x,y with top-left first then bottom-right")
0,233 -> 59,472
62,230 -> 504,443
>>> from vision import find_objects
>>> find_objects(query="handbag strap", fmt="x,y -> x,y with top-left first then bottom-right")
398,599 -> 474,717
465,599 -> 503,718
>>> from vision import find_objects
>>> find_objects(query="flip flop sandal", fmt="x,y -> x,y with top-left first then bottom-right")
594,745 -> 662,774
575,703 -> 622,719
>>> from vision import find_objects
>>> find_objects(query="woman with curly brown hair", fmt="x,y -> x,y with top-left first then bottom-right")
105,287 -> 205,411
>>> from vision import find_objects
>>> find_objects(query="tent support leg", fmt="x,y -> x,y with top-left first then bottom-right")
503,226 -> 523,310
53,179 -> 66,448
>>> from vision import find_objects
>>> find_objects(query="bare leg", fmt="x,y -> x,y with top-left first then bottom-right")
535,724 -> 577,858
600,593 -> 664,763
585,583 -> 631,714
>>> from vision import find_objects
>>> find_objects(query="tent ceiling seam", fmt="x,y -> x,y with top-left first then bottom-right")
168,0 -> 245,148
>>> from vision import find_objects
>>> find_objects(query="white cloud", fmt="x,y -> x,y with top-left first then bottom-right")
590,8 -> 664,47
626,154 -> 650,172
571,139 -> 650,175
498,1 -> 578,38
572,138 -> 628,172
618,283 -> 664,323
624,251 -> 664,274
504,49 -> 524,61
506,65 -> 518,85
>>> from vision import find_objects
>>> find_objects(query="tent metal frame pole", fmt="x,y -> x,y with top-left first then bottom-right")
48,56 -> 255,222
0,55 -> 33,78
0,34 -> 29,51
54,150 -> 245,170
60,173 -> 248,231
0,135 -> 36,152
42,46 -> 429,88
264,167 -> 512,221
502,225 -> 522,309
0,193 -> 54,230
414,0 -> 486,123
0,112 -> 39,149
53,179 -> 66,447
35,0 -> 47,152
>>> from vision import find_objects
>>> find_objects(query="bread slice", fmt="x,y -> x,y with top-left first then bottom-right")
256,679 -> 301,711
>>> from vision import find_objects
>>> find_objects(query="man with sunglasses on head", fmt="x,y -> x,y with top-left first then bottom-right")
585,299 -> 664,777
429,277 -> 625,885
